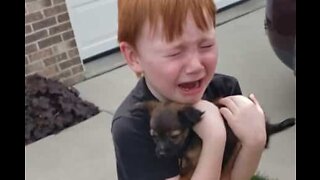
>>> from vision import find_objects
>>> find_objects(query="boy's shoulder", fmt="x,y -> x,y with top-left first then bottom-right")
204,73 -> 242,100
112,77 -> 154,134
210,73 -> 240,86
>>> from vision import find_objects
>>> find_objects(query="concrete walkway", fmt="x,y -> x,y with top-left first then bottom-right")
25,5 -> 296,180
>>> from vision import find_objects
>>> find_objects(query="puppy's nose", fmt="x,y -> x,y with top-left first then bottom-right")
156,146 -> 167,158
158,143 -> 166,151
156,150 -> 167,158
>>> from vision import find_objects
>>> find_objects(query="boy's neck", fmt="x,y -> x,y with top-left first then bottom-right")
145,79 -> 166,102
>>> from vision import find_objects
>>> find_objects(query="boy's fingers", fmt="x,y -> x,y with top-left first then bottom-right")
249,93 -> 259,104
217,97 -> 238,113
220,107 -> 233,123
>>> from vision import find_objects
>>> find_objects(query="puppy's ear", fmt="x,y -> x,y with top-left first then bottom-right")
130,101 -> 159,116
178,106 -> 204,128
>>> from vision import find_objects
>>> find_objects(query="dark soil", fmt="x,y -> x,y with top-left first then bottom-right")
25,74 -> 100,145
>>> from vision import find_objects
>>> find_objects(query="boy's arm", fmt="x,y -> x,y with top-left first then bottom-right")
229,143 -> 264,180
218,94 -> 266,180
220,143 -> 264,180
190,100 -> 227,180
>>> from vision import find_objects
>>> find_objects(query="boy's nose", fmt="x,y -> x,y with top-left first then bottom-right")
185,54 -> 204,75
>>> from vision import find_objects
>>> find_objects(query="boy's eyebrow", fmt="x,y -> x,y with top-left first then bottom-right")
198,36 -> 216,43
168,43 -> 185,50
158,35 -> 216,52
155,39 -> 185,52
168,37 -> 215,49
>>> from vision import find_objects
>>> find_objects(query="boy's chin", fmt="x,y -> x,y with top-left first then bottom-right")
170,95 -> 203,104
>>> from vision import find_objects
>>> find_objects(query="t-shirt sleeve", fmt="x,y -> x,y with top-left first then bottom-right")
205,74 -> 243,100
228,75 -> 242,96
111,116 -> 179,180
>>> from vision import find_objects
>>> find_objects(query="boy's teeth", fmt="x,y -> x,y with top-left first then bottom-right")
179,81 -> 199,90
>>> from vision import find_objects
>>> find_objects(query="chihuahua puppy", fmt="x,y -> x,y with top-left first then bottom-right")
133,100 -> 295,179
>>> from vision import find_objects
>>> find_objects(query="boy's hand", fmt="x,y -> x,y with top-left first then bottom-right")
217,94 -> 266,148
192,100 -> 226,142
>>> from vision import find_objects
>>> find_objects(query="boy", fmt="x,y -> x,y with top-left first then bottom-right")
111,0 -> 266,179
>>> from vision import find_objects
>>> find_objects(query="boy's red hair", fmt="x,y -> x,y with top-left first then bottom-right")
118,0 -> 216,49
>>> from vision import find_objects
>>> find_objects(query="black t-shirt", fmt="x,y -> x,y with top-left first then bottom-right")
111,73 -> 242,180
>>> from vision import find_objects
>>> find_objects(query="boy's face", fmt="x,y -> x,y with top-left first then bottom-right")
133,12 -> 217,104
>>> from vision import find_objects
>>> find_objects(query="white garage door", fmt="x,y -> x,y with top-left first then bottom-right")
65,0 -> 118,61
66,0 -> 243,61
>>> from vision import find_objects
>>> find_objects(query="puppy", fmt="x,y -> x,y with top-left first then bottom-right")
133,100 -> 295,179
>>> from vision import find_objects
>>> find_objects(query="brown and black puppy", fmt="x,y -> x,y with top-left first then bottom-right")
133,100 -> 295,179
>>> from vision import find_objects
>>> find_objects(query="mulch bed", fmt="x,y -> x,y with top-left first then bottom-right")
25,74 -> 100,145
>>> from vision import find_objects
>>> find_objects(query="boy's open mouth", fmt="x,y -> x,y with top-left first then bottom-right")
178,80 -> 201,91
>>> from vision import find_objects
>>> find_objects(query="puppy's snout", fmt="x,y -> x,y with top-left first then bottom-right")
156,143 -> 170,157
158,144 -> 167,152
158,150 -> 166,156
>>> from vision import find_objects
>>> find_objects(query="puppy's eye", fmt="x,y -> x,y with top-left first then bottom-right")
170,130 -> 182,139
150,129 -> 157,136
170,135 -> 180,139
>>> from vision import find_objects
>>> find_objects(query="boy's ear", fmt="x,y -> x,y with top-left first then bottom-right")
119,42 -> 143,75
178,106 -> 204,128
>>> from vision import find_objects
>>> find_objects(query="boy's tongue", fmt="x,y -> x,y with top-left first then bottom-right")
179,81 -> 198,90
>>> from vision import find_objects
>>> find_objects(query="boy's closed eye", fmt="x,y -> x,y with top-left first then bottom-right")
200,44 -> 213,48
166,51 -> 182,57
199,37 -> 216,49
163,43 -> 185,58
199,40 -> 215,48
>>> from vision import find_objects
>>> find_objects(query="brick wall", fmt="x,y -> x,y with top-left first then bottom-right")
25,0 -> 85,86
